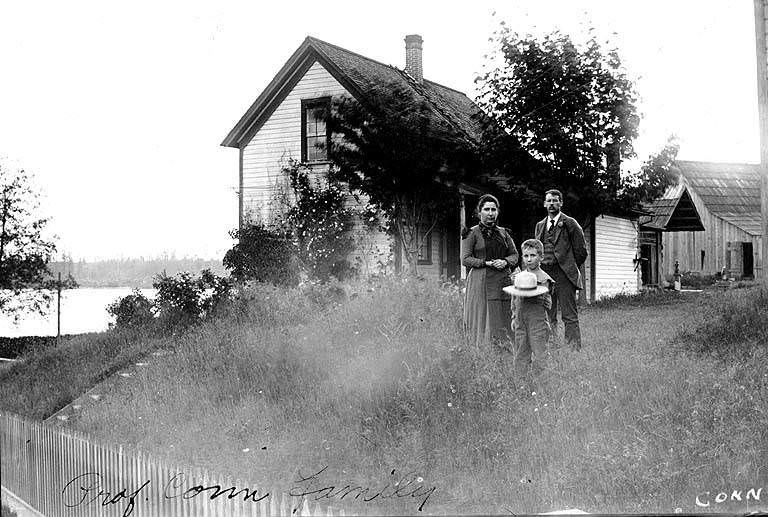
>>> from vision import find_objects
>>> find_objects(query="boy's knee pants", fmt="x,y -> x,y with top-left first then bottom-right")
514,302 -> 550,368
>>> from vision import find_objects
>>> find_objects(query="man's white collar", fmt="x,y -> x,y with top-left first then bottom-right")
548,212 -> 562,224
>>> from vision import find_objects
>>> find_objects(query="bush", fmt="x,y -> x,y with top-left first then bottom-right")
284,162 -> 357,281
223,222 -> 299,286
680,271 -> 717,289
589,289 -> 684,309
153,269 -> 232,331
0,335 -> 80,359
106,289 -> 155,329
300,277 -> 347,309
2,501 -> 18,517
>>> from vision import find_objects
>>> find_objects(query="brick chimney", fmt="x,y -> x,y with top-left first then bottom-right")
404,34 -> 423,83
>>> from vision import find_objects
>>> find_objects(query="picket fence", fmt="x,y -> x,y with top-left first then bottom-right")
1,411 -> 344,517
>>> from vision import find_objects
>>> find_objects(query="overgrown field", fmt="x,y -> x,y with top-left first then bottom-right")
2,280 -> 768,514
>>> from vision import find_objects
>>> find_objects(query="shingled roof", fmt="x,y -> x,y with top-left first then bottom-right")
641,160 -> 761,235
677,160 -> 762,236
640,184 -> 705,231
221,36 -> 487,149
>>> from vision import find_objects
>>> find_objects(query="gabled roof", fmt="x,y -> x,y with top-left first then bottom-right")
640,184 -> 705,232
675,160 -> 762,236
221,36 -> 487,149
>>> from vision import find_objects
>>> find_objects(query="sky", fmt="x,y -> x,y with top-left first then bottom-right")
0,0 -> 760,261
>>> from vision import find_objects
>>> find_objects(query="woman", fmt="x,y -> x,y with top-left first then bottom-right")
462,194 -> 519,347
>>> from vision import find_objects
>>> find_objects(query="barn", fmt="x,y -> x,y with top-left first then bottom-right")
644,161 -> 762,280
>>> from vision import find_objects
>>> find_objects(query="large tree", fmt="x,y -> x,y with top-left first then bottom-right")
476,28 -> 678,224
0,163 -> 74,320
327,84 -> 476,274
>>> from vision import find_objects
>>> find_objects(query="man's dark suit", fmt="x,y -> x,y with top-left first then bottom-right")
535,212 -> 587,350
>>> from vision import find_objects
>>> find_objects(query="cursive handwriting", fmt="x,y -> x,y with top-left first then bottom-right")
289,466 -> 437,512
62,472 -> 149,517
163,472 -> 270,502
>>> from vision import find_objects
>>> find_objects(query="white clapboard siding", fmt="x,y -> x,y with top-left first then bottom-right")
242,61 -> 349,223
240,60 -> 396,276
594,215 -> 639,300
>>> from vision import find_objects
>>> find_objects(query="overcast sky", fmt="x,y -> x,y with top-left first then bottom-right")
0,0 -> 759,260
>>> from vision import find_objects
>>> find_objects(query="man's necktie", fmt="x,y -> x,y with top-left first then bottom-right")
549,219 -> 555,232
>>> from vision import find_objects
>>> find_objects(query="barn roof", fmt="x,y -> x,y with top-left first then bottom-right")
676,160 -> 762,236
221,36 -> 487,149
641,184 -> 705,232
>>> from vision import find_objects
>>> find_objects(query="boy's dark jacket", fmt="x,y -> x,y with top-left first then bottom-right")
534,212 -> 588,289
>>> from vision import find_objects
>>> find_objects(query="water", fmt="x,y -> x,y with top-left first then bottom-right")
0,288 -> 156,337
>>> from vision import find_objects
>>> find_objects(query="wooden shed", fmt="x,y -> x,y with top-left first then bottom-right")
582,213 -> 642,302
644,161 -> 762,280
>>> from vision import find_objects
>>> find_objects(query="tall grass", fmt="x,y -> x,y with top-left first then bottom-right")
672,286 -> 768,359
8,278 -> 768,514
0,328 -> 164,419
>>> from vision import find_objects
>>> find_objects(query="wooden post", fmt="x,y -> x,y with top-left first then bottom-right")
754,0 -> 768,281
459,196 -> 466,280
56,271 -> 61,342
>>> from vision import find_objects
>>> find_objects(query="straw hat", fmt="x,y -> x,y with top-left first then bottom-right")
503,270 -> 549,298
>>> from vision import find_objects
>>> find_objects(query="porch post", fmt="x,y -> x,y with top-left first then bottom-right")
459,196 -> 466,280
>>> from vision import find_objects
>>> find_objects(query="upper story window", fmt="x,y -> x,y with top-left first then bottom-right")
301,97 -> 331,162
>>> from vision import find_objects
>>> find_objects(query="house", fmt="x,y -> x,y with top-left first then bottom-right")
642,160 -> 762,280
221,34 -> 523,280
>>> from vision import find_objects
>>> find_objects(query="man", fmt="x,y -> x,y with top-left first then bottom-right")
534,189 -> 587,350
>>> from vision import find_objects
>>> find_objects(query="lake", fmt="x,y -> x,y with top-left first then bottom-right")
0,288 -> 156,337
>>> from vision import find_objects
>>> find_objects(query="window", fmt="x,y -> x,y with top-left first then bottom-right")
301,98 -> 330,162
417,229 -> 432,265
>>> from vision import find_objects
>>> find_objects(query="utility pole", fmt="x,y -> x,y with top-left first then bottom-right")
755,0 -> 768,281
57,271 -> 62,343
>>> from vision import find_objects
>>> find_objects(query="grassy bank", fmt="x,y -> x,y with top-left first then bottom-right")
2,280 -> 768,514
0,329 -> 164,419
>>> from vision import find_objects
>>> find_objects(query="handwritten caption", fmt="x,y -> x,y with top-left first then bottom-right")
62,466 -> 436,517
695,487 -> 763,508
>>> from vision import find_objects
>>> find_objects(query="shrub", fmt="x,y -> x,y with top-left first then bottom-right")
300,277 -> 347,309
589,289 -> 683,309
106,289 -> 155,329
680,271 -> 717,289
223,222 -> 299,286
283,161 -> 357,281
153,269 -> 232,331
2,501 -> 19,517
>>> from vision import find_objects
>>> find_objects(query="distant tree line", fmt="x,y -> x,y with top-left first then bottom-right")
48,256 -> 227,288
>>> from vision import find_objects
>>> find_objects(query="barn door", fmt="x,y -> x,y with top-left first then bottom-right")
727,241 -> 744,278
743,242 -> 754,279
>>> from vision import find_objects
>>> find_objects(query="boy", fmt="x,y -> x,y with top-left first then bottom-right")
505,239 -> 554,373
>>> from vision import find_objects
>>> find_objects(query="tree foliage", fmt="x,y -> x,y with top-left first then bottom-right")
476,28 -> 676,223
327,84 -> 476,273
281,160 -> 356,281
0,163 -> 75,319
621,135 -> 681,208
223,222 -> 299,286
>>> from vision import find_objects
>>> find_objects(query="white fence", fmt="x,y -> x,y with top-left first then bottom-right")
1,411 -> 342,516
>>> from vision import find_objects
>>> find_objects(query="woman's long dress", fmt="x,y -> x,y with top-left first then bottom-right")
462,224 -> 518,346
